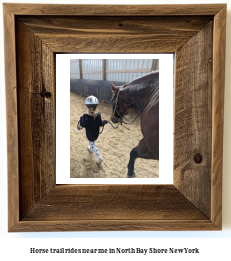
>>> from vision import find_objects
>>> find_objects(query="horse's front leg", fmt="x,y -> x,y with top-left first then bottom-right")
127,148 -> 138,178
127,138 -> 154,178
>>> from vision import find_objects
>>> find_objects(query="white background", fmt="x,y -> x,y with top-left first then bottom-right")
56,54 -> 173,184
1,0 -> 231,260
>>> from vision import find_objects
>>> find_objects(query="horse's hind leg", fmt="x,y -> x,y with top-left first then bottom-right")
127,138 -> 154,178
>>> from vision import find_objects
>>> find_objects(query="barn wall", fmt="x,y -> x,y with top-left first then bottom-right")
106,59 -> 156,82
70,59 -> 159,81
70,59 -> 80,79
82,59 -> 102,80
70,79 -> 125,103
70,59 -> 159,103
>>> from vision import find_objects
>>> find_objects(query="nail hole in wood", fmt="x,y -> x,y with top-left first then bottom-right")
194,153 -> 202,164
119,23 -> 122,27
41,91 -> 52,99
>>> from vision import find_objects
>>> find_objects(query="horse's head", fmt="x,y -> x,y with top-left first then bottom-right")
110,83 -> 130,124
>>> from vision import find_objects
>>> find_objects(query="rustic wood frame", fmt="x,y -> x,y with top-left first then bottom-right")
4,4 -> 226,232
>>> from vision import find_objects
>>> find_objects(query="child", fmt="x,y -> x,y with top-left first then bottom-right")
79,95 -> 108,164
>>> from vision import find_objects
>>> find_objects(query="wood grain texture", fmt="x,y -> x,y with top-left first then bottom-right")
15,185 -> 219,231
16,19 -> 56,219
211,5 -> 226,228
11,220 -> 218,232
22,185 -> 207,221
18,16 -> 213,53
4,3 -> 226,231
3,4 -> 19,231
3,3 -> 225,16
174,22 -> 213,218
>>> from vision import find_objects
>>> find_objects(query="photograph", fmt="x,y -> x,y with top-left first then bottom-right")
70,59 -> 159,179
56,54 -> 173,185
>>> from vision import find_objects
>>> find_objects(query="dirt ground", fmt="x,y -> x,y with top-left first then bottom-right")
70,92 -> 159,178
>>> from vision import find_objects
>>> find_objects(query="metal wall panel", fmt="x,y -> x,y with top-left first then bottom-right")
70,59 -> 80,79
70,60 -> 159,102
70,59 -> 159,82
105,59 -> 158,82
82,59 -> 102,80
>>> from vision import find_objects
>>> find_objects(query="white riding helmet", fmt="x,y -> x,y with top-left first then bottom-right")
85,95 -> 99,107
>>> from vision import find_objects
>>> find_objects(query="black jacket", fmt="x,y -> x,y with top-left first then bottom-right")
80,113 -> 106,142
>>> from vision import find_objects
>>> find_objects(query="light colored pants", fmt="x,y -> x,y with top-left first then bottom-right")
89,141 -> 100,158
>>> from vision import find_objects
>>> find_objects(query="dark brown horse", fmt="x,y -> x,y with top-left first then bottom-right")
110,72 -> 159,178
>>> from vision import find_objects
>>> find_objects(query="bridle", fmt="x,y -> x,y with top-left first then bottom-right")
112,86 -> 158,125
112,86 -> 124,123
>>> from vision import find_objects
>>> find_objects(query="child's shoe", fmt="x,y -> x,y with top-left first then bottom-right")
97,157 -> 103,164
87,146 -> 93,153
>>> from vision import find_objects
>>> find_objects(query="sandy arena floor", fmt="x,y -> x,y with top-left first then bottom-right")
70,92 -> 159,178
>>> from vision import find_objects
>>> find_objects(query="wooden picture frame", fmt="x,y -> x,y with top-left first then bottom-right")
4,3 -> 226,232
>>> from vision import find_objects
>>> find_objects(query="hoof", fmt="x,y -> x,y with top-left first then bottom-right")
127,172 -> 135,178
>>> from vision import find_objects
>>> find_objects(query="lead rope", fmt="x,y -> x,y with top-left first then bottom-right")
99,121 -> 119,134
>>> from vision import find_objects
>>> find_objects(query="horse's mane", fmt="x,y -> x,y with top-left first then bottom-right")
123,71 -> 159,89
